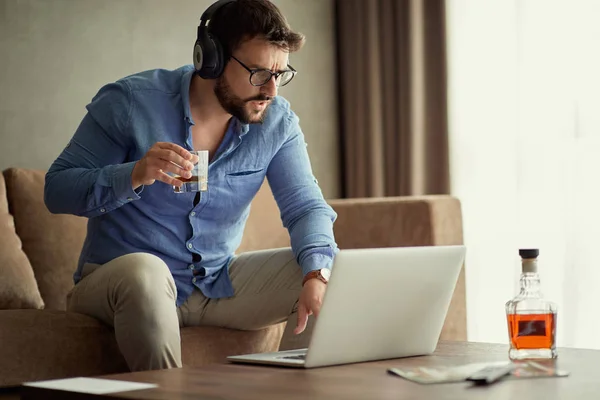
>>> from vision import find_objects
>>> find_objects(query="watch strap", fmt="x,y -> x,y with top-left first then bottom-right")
302,270 -> 328,286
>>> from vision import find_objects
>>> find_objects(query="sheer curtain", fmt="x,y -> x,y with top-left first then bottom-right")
447,0 -> 600,348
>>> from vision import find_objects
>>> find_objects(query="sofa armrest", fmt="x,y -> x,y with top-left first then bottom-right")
328,195 -> 466,341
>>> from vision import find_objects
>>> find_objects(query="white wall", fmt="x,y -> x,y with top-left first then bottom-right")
0,0 -> 340,198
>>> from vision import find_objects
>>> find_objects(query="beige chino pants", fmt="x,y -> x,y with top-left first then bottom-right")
66,249 -> 315,371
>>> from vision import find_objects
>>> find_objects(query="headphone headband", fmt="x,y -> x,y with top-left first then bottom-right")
200,0 -> 236,25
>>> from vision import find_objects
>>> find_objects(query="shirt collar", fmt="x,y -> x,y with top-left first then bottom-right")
236,119 -> 250,137
180,68 -> 195,125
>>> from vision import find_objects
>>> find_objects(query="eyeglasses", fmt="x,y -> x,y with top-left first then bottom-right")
231,56 -> 297,87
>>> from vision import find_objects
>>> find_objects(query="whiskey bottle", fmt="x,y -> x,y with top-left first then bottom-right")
505,249 -> 557,360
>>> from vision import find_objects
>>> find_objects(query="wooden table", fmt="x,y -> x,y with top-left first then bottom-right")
21,341 -> 600,399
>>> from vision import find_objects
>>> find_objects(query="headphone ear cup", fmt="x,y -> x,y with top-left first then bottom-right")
210,36 -> 227,78
193,40 -> 203,72
195,0 -> 236,78
195,25 -> 229,79
196,29 -> 219,79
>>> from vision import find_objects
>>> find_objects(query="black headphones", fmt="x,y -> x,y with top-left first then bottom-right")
193,0 -> 237,79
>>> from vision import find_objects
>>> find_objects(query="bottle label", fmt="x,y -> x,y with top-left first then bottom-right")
517,320 -> 546,336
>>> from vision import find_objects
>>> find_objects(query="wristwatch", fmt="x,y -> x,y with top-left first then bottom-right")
302,268 -> 331,286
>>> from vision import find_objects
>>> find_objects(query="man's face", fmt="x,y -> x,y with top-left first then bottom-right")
214,37 -> 289,124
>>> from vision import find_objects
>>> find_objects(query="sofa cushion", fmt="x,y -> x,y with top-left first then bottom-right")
0,309 -> 128,387
0,309 -> 284,387
0,173 -> 44,310
3,169 -> 87,311
180,322 -> 285,368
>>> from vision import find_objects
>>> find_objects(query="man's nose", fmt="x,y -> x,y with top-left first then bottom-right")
262,76 -> 278,97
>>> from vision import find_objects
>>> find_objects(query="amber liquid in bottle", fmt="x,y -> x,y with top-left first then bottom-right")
507,312 -> 556,350
505,249 -> 557,360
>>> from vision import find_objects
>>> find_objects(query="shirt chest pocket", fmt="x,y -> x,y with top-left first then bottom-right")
224,168 -> 267,209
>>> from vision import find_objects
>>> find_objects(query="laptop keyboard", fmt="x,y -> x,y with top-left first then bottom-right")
280,354 -> 306,360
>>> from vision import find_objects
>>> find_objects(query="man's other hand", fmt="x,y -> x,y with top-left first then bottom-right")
294,278 -> 327,335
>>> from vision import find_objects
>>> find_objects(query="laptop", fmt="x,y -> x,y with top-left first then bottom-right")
227,245 -> 466,368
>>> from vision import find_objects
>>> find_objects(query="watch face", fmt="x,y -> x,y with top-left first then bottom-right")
321,268 -> 331,281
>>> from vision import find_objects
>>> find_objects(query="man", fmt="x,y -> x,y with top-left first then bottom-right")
44,0 -> 338,372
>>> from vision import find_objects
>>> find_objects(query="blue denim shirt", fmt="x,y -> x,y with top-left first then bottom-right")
44,65 -> 338,307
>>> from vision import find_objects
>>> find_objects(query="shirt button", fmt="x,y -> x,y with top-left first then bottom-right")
191,212 -> 196,216
188,264 -> 194,270
187,243 -> 193,249
192,277 -> 197,283
100,208 -> 106,213
127,197 -> 133,201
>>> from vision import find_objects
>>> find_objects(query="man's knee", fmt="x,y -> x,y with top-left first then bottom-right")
110,253 -> 177,302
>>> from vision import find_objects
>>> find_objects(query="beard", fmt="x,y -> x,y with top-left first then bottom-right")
214,75 -> 272,124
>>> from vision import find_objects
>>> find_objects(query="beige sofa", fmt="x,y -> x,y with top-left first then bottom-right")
0,168 -> 466,387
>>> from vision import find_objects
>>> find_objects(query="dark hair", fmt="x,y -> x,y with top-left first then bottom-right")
208,0 -> 305,56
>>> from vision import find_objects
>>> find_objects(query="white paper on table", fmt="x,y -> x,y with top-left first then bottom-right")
23,377 -> 157,394
388,361 -> 511,384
